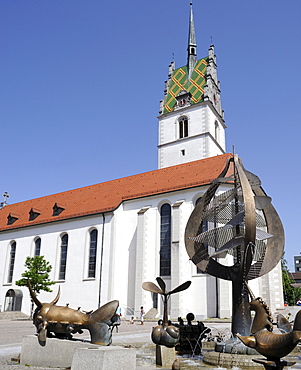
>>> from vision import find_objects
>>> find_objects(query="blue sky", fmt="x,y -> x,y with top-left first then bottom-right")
1,0 -> 300,270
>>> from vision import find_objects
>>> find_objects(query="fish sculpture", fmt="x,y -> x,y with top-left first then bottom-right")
28,282 -> 120,346
237,283 -> 301,360
142,277 -> 191,348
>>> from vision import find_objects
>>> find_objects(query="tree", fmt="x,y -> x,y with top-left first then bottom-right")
16,256 -> 56,316
281,253 -> 301,306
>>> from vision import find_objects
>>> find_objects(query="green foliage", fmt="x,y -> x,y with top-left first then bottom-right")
281,254 -> 301,305
15,256 -> 55,295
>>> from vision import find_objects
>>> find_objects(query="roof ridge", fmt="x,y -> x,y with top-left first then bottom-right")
0,154 -> 232,232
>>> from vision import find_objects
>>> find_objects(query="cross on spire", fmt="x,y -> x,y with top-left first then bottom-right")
2,192 -> 9,207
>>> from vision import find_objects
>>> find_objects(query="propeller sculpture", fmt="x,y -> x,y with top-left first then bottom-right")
142,277 -> 191,348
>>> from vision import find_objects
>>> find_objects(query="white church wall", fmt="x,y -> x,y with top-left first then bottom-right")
0,215 -> 108,316
256,261 -> 284,312
0,183 -> 284,320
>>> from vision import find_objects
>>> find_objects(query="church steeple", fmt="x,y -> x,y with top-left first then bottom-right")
158,3 -> 226,169
187,2 -> 197,80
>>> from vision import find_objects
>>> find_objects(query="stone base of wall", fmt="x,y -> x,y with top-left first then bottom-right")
72,346 -> 136,370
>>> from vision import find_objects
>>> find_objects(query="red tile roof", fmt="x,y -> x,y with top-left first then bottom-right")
0,154 -> 232,232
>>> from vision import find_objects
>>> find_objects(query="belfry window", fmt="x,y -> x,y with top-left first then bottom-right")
59,234 -> 68,280
7,242 -> 16,284
88,229 -> 98,278
160,203 -> 171,276
179,117 -> 188,138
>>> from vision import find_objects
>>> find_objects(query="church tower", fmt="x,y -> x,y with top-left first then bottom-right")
158,3 -> 226,169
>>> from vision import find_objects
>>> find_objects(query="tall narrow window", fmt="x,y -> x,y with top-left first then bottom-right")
160,204 -> 171,276
179,117 -> 188,138
34,238 -> 41,256
88,229 -> 98,278
215,121 -> 219,141
7,242 -> 16,283
59,234 -> 68,280
195,198 -> 208,274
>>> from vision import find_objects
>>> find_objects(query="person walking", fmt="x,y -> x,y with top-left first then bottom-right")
140,306 -> 145,325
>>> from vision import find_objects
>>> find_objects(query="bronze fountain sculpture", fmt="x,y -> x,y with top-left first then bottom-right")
185,154 -> 284,337
142,277 -> 191,348
28,282 -> 120,346
237,283 -> 301,370
184,154 -> 301,369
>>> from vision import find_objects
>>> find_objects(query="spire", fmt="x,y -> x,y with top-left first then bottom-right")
187,2 -> 197,80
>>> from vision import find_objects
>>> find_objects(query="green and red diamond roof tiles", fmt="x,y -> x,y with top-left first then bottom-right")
163,57 -> 208,114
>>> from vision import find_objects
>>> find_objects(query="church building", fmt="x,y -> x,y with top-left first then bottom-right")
0,4 -> 283,319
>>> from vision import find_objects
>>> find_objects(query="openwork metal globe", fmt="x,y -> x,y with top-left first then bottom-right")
185,154 -> 284,335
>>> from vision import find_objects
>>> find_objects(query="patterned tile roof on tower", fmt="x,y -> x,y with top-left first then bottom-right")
163,57 -> 208,113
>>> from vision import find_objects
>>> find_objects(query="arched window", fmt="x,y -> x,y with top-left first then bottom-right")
88,229 -> 98,278
7,242 -> 16,283
34,238 -> 41,256
59,234 -> 68,280
215,121 -> 219,141
179,117 -> 188,139
160,204 -> 171,276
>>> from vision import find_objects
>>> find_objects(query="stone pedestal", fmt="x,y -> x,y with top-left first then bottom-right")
156,345 -> 176,367
71,346 -> 136,370
20,335 -> 100,368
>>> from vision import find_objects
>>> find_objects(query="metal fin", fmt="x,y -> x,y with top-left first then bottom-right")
168,281 -> 191,295
38,328 -> 47,346
254,195 -> 272,210
156,277 -> 166,293
210,236 -> 244,257
90,300 -> 119,323
142,282 -> 163,295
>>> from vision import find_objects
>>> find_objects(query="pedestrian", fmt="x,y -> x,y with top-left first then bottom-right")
140,306 -> 145,325
130,316 -> 134,324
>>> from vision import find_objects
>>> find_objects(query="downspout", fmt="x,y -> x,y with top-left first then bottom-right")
213,197 -> 219,318
98,213 -> 105,307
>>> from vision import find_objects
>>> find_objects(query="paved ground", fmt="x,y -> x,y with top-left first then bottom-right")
0,318 -> 231,369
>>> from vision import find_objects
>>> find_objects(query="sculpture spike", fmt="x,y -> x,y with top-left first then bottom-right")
50,285 -> 61,305
27,280 -> 43,309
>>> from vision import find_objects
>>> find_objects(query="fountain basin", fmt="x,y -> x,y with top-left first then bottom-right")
203,350 -> 262,368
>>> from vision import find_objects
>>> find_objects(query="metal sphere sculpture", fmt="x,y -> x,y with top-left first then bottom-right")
185,154 -> 284,336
